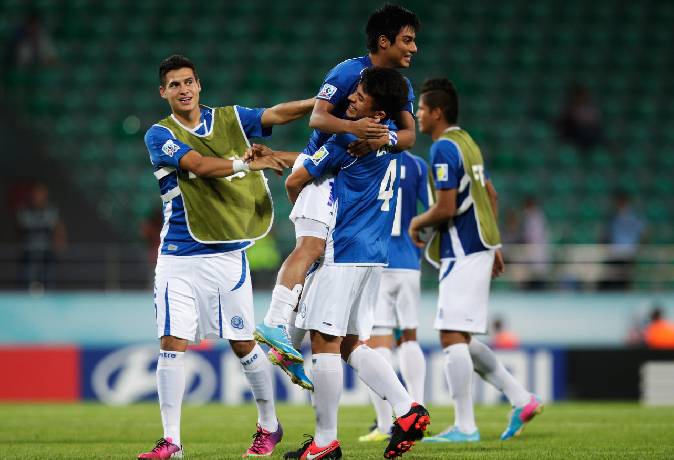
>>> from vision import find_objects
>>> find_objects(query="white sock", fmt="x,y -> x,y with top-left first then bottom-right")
444,343 -> 477,434
239,344 -> 278,432
348,345 -> 413,417
368,347 -> 394,433
157,350 -> 185,446
469,338 -> 531,407
398,341 -> 426,404
311,353 -> 342,446
287,310 -> 307,349
264,284 -> 302,327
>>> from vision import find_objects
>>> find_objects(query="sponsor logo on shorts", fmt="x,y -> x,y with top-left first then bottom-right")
161,139 -> 180,157
311,146 -> 330,165
231,316 -> 244,329
435,163 -> 449,181
317,83 -> 337,100
322,321 -> 333,327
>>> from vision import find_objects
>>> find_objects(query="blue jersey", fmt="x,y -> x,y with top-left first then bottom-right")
303,128 -> 400,265
144,105 -> 271,257
388,152 -> 432,270
431,132 -> 489,259
303,55 -> 415,155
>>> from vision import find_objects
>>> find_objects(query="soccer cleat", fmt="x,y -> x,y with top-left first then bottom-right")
268,348 -> 314,391
384,403 -> 430,458
137,437 -> 182,459
283,436 -> 342,459
358,427 -> 391,442
500,394 -> 544,440
243,423 -> 283,457
254,323 -> 304,363
422,426 -> 480,443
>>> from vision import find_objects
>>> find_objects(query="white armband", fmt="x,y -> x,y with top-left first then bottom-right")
387,130 -> 398,148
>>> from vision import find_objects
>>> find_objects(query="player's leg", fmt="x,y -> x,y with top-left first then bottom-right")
360,332 -> 395,441
139,258 -> 198,459
395,271 -> 426,405
205,251 -> 281,457
468,336 -> 543,440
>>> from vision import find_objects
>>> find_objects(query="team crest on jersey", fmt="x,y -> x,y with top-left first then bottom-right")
317,83 -> 337,100
435,163 -> 449,181
161,139 -> 180,157
311,145 -> 330,165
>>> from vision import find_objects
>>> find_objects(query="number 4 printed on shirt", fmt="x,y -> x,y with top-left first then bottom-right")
378,159 -> 397,211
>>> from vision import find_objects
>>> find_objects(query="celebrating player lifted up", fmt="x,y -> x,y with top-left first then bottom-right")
138,55 -> 313,460
281,67 -> 430,460
253,3 -> 421,391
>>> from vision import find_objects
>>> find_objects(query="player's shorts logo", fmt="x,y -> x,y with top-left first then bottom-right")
161,139 -> 180,157
317,83 -> 337,100
231,316 -> 244,329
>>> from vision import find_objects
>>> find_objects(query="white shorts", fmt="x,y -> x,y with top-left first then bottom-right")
295,263 -> 382,340
434,250 -> 494,334
154,250 -> 255,341
372,269 -> 421,331
289,156 -> 335,228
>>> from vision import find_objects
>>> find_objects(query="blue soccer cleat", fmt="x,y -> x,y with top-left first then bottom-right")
500,395 -> 544,440
422,426 -> 480,443
268,348 -> 314,391
254,323 -> 304,363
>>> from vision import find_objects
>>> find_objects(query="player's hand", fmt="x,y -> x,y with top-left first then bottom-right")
350,117 -> 389,139
244,143 -> 273,161
249,155 -> 285,175
409,217 -> 426,248
492,249 -> 505,278
347,134 -> 389,157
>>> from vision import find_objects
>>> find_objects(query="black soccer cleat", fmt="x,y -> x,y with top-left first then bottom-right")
384,403 -> 431,458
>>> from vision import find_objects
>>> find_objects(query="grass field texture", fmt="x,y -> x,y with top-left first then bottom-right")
2,402 -> 673,459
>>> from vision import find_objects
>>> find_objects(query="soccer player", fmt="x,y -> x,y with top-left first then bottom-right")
253,3 -> 421,388
138,55 -> 314,459
359,150 -> 433,442
409,78 -> 543,443
282,67 -> 430,460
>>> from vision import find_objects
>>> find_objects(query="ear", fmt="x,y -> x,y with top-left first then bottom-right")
159,85 -> 167,99
378,34 -> 391,50
431,107 -> 443,120
373,109 -> 386,121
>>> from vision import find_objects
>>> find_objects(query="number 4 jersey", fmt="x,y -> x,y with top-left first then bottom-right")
303,130 -> 400,266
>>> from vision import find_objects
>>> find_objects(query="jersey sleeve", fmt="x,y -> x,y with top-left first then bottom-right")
234,105 -> 272,139
403,78 -> 415,115
415,157 -> 432,210
315,61 -> 355,106
431,141 -> 461,190
144,125 -> 192,168
303,135 -> 350,179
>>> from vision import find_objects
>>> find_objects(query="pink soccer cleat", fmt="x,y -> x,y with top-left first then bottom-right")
137,437 -> 182,459
243,423 -> 283,457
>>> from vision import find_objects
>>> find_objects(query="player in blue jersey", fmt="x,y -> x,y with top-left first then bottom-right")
254,4 -> 421,390
138,55 -> 314,460
359,151 -> 433,442
409,78 -> 542,444
282,68 -> 430,460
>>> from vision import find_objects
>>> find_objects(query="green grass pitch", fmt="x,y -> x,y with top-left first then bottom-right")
2,402 -> 673,459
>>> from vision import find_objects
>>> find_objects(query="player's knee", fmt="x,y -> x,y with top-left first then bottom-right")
400,329 -> 417,342
160,335 -> 188,352
439,330 -> 470,348
229,339 -> 255,358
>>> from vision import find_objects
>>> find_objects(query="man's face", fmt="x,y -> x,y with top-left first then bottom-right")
415,95 -> 434,134
346,83 -> 380,120
159,68 -> 201,113
380,25 -> 417,68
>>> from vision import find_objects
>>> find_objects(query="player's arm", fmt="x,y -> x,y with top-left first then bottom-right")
346,110 -> 416,156
179,150 -> 284,177
310,99 -> 388,139
285,166 -> 314,204
245,143 -> 299,168
260,98 -> 315,127
408,189 -> 457,248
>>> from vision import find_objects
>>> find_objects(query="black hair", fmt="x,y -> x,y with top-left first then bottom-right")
359,67 -> 408,121
420,78 -> 459,124
159,54 -> 198,86
366,4 -> 420,53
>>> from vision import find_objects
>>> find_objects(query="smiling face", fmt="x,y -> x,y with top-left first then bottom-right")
346,83 -> 384,120
159,67 -> 201,116
379,25 -> 418,68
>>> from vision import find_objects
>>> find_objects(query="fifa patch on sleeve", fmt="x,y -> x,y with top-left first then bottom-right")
161,139 -> 180,157
317,83 -> 338,100
435,163 -> 449,181
311,145 -> 330,165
